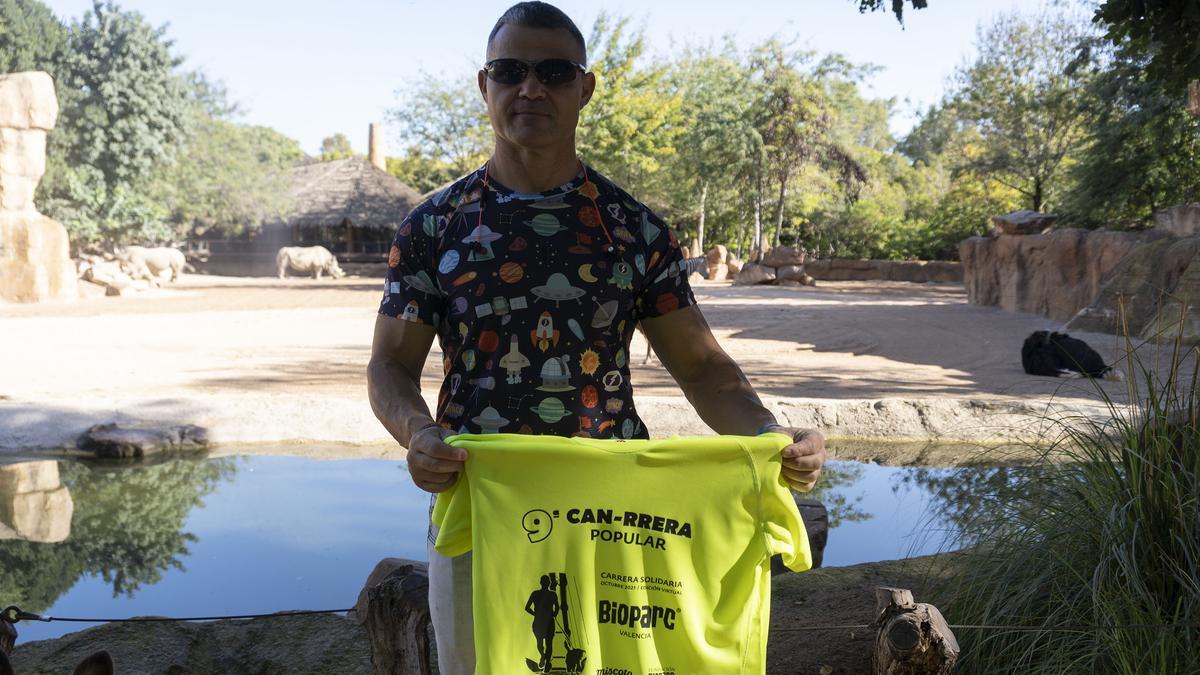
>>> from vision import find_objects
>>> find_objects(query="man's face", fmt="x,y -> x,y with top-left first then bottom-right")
479,24 -> 595,152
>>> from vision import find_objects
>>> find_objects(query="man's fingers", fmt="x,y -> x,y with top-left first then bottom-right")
782,450 -> 824,472
408,448 -> 465,475
783,466 -> 820,485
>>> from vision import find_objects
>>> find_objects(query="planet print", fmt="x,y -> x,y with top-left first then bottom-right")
450,297 -> 469,315
530,397 -> 570,423
388,245 -> 401,268
581,384 -> 599,409
656,293 -> 680,315
499,262 -> 524,283
509,237 -> 528,252
578,206 -> 602,228
526,214 -> 568,237
479,330 -> 499,353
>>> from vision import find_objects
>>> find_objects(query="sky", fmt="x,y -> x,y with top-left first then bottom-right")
42,0 -> 1056,156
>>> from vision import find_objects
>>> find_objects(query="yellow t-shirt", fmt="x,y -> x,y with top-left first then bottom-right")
432,433 -> 811,675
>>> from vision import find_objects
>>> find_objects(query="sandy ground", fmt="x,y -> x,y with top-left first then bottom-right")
0,274 -> 1153,451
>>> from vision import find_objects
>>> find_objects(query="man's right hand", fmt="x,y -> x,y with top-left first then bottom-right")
406,424 -> 468,493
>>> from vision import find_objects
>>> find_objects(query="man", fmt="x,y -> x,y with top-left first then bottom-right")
367,3 -> 826,671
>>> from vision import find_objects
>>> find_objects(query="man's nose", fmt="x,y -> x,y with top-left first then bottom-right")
517,71 -> 548,99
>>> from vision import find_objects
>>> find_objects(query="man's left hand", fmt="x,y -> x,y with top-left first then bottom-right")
780,428 -> 825,492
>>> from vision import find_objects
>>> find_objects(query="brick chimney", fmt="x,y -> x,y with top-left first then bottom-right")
368,122 -> 386,171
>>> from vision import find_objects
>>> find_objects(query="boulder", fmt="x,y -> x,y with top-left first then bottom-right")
0,72 -> 76,304
762,245 -> 806,268
991,210 -> 1058,235
726,258 -> 744,276
76,422 -> 210,458
707,263 -> 728,281
704,244 -> 729,266
776,264 -> 807,282
959,228 -> 1152,321
734,263 -> 777,286
1154,204 -> 1200,238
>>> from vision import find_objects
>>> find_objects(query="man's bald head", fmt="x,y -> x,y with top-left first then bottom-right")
487,1 -> 587,65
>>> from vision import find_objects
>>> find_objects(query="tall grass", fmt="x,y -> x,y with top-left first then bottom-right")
944,311 -> 1199,674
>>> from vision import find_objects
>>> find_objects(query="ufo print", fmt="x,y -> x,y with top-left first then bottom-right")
530,195 -> 572,210
471,406 -> 510,433
532,273 -> 586,306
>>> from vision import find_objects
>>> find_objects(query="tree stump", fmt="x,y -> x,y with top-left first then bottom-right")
357,560 -> 433,675
871,587 -> 959,674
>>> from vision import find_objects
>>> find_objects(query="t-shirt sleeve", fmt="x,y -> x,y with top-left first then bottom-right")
379,201 -> 446,326
758,436 -> 813,573
431,469 -> 473,558
632,209 -> 697,320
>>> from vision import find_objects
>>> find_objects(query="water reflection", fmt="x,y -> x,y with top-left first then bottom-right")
0,457 -> 235,615
0,461 -> 73,543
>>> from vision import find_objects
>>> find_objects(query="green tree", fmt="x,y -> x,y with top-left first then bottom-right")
0,0 -> 69,75
318,132 -> 356,161
387,73 -> 490,176
1094,0 -> 1200,93
1063,44 -> 1200,227
577,13 -> 684,206
36,0 -> 193,248
950,12 -> 1097,212
749,41 -> 865,251
856,0 -> 928,24
386,148 -> 462,196
668,47 -> 762,253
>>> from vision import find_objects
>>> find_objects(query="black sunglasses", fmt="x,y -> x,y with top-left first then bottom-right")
483,58 -> 587,87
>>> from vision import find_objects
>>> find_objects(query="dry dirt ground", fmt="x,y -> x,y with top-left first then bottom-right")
0,274 -> 1132,406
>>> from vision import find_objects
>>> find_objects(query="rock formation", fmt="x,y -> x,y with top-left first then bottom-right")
1065,236 -> 1200,343
959,228 -> 1151,321
0,71 -> 77,303
961,224 -> 1200,343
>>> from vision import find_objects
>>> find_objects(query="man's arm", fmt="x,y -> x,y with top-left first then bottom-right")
640,305 -> 825,491
367,314 -> 466,492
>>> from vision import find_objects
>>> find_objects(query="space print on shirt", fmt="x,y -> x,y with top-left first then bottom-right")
379,162 -> 695,439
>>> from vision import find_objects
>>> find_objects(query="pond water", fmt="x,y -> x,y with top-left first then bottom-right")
0,454 -> 1005,644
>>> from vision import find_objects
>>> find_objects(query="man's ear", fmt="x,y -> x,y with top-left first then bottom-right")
579,71 -> 596,110
478,70 -> 488,103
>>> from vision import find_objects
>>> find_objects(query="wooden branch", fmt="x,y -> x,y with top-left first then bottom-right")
871,586 -> 959,675
1189,80 -> 1200,117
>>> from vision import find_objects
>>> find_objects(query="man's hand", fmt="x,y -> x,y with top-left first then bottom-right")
779,428 -> 825,492
406,425 -> 468,493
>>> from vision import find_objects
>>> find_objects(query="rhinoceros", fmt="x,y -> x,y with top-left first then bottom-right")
118,246 -> 191,282
276,246 -> 345,279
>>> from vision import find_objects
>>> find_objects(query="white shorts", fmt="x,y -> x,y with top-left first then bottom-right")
427,495 -> 475,674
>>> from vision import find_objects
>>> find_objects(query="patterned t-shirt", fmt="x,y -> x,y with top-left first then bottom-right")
378,162 -> 696,439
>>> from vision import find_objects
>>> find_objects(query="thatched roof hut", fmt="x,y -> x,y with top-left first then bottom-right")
279,156 -> 422,232
258,156 -> 423,258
